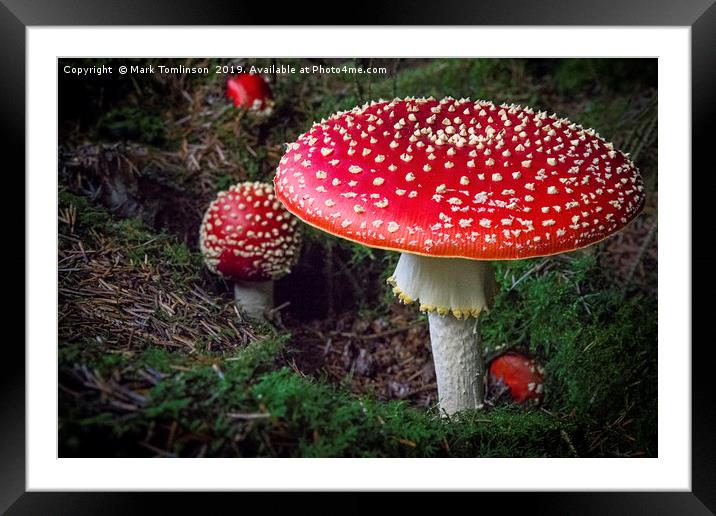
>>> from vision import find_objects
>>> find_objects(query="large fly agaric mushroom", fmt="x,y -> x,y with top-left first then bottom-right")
200,181 -> 301,319
226,73 -> 274,116
274,97 -> 644,415
488,351 -> 545,404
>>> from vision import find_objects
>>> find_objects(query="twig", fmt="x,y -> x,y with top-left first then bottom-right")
622,219 -> 657,294
288,358 -> 307,378
509,260 -> 549,291
391,59 -> 401,98
139,441 -> 177,458
266,301 -> 290,315
227,412 -> 272,420
353,58 -> 364,98
561,429 -> 580,457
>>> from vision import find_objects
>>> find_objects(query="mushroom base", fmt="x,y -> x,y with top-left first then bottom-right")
234,280 -> 274,320
429,312 -> 485,415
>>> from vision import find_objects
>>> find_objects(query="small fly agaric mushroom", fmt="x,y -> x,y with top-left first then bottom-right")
226,73 -> 274,116
200,181 -> 301,319
274,97 -> 645,415
488,351 -> 545,404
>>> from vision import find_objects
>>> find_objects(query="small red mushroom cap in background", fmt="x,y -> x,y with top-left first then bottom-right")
488,351 -> 545,404
226,73 -> 274,115
200,182 -> 301,282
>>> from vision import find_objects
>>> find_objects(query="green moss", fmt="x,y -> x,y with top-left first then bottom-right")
60,317 -> 571,457
60,191 -> 202,273
552,58 -> 657,96
98,106 -> 166,144
163,241 -> 197,268
483,252 -> 657,455
214,174 -> 237,192
59,338 -> 128,375
252,369 -> 567,457
64,365 -> 568,457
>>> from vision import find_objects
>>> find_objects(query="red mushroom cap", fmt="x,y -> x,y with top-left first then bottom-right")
200,181 -> 301,282
274,97 -> 645,260
488,351 -> 545,404
226,73 -> 274,114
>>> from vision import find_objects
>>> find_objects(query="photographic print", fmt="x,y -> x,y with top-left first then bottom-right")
57,57 -> 657,459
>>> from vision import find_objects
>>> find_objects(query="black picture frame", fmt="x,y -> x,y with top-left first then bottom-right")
3,1 -> 713,513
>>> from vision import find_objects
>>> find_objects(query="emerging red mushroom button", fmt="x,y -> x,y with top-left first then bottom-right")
200,181 -> 301,319
226,73 -> 275,116
274,96 -> 645,415
488,351 -> 545,404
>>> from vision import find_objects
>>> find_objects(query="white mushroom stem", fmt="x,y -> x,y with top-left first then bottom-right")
428,313 -> 484,415
390,253 -> 497,415
234,280 -> 274,320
